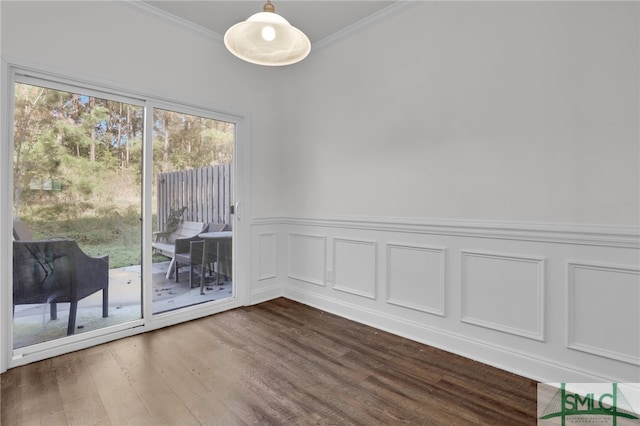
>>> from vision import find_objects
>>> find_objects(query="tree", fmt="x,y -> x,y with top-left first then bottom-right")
13,83 -> 144,219
152,109 -> 234,173
13,84 -> 63,216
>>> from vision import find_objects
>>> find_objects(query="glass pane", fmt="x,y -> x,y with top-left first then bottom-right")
12,82 -> 143,348
152,108 -> 234,314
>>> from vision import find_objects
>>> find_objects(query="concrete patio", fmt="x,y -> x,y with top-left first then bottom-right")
13,261 -> 233,348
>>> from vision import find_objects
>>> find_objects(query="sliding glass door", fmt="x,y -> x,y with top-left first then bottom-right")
7,70 -> 242,367
11,79 -> 144,350
151,107 -> 235,314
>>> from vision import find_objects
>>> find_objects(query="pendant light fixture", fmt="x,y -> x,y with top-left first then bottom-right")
224,0 -> 311,66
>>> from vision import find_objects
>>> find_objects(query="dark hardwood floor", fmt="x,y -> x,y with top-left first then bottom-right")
1,298 -> 538,425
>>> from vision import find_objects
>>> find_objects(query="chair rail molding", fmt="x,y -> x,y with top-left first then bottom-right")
254,214 -> 640,248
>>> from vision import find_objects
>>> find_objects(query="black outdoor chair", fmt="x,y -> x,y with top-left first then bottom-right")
13,221 -> 109,336
174,223 -> 230,288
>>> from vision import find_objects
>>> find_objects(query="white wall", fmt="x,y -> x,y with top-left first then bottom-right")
278,1 -> 639,226
251,1 -> 640,384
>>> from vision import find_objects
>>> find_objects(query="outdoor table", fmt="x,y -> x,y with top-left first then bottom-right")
197,231 -> 233,295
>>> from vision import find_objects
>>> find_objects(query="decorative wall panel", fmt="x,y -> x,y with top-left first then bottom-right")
287,233 -> 326,286
258,233 -> 277,281
568,261 -> 640,365
386,243 -> 446,316
461,250 -> 545,341
333,238 -> 377,299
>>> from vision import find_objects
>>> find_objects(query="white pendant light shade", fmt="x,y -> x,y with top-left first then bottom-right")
224,1 -> 311,66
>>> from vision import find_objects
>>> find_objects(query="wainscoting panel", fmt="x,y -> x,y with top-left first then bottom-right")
333,238 -> 377,299
259,215 -> 639,383
386,243 -> 446,316
567,261 -> 640,365
258,233 -> 277,281
287,233 -> 326,286
249,222 -> 283,304
460,250 -> 545,341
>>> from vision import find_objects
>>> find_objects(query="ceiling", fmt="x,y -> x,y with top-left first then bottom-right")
143,1 -> 397,45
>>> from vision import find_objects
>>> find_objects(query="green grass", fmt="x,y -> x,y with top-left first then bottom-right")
21,210 -> 157,269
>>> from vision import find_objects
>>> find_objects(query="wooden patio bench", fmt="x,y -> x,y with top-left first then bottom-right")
152,221 -> 207,278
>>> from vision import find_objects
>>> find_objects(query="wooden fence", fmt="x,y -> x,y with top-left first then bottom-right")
156,164 -> 233,231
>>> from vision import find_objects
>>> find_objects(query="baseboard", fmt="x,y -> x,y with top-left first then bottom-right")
282,286 -> 614,384
248,284 -> 284,306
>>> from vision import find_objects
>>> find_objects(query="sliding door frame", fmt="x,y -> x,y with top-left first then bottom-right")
0,62 -> 251,372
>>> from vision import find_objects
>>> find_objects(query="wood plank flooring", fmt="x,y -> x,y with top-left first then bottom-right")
1,298 -> 538,425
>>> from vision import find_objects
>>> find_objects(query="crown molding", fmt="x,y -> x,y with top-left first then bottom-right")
122,1 -> 418,55
312,1 -> 419,52
121,0 -> 223,42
